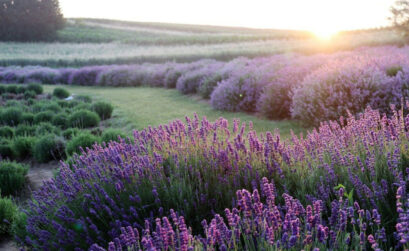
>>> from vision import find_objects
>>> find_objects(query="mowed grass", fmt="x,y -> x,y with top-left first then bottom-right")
44,85 -> 307,138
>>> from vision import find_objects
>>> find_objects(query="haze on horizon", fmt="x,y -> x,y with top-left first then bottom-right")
61,0 -> 394,33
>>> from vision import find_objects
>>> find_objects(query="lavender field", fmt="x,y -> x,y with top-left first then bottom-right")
2,45 -> 409,126
1,2 -> 409,250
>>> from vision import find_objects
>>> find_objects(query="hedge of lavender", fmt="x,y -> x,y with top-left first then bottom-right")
13,105 -> 409,250
2,46 -> 409,125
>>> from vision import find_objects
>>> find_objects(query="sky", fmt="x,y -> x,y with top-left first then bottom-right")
60,0 -> 394,33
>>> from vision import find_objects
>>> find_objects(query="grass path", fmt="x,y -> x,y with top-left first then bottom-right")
44,85 -> 307,138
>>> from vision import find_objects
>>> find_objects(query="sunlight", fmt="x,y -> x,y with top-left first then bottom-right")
312,27 -> 339,40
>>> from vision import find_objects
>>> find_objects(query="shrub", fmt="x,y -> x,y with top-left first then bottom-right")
92,102 -> 113,120
67,110 -> 100,129
12,137 -> 35,159
16,86 -> 26,94
66,132 -> 100,156
26,83 -> 43,94
15,124 -> 35,137
51,113 -> 68,129
32,134 -> 66,163
68,66 -> 105,85
291,62 -> 389,125
0,85 -> 5,94
0,197 -> 18,237
0,107 -> 22,126
21,113 -> 34,125
23,90 -> 36,99
74,95 -> 92,103
0,140 -> 13,160
210,74 -> 263,112
5,85 -> 17,94
32,101 -> 62,113
101,129 -> 126,143
35,122 -> 60,136
198,74 -> 223,99
0,161 -> 28,196
33,111 -> 54,124
53,87 -> 70,99
0,126 -> 14,139
62,128 -> 80,140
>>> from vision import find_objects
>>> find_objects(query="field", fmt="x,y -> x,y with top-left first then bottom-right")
0,18 -> 401,66
2,17 -> 409,251
43,85 -> 306,137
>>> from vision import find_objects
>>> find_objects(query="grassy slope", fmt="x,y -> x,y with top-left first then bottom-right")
44,85 -> 307,138
0,19 -> 401,67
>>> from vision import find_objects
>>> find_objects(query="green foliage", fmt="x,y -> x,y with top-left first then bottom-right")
0,0 -> 64,41
51,113 -> 68,129
27,83 -> 43,95
67,110 -> 100,128
15,124 -> 35,137
5,85 -> 18,94
32,134 -> 66,163
66,132 -> 100,156
101,129 -> 126,143
199,74 -> 223,99
62,128 -> 80,140
21,113 -> 34,125
92,101 -> 113,120
74,95 -> 92,103
0,107 -> 22,126
0,196 -> 18,237
0,126 -> 14,139
0,161 -> 28,196
12,137 -> 35,159
33,102 -> 62,113
35,122 -> 60,136
0,85 -> 5,94
386,65 -> 403,77
53,87 -> 70,99
33,111 -> 54,124
24,90 -> 37,99
16,86 -> 26,94
0,140 -> 13,160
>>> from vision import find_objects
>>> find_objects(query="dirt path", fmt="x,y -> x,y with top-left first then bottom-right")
0,161 -> 59,251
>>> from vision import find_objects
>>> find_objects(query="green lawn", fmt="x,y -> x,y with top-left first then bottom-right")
44,85 -> 307,138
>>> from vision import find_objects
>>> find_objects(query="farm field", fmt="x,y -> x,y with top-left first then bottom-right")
43,85 -> 306,137
0,19 -> 401,67
3,0 -> 409,249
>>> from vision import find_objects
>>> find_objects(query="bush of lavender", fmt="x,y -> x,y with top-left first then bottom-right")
15,105 -> 409,250
291,59 -> 391,125
176,63 -> 223,95
210,73 -> 263,112
68,66 -> 107,86
94,179 -> 386,251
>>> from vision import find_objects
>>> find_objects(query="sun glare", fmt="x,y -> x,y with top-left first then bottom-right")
312,28 -> 339,40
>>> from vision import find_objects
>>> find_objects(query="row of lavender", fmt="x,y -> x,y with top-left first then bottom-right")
2,46 -> 409,125
13,105 -> 409,250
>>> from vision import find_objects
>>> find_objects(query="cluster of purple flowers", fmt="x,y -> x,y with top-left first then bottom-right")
92,178 -> 386,251
14,104 -> 409,250
3,46 -> 409,124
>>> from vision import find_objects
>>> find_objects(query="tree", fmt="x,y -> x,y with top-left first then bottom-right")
0,0 -> 64,41
391,0 -> 409,39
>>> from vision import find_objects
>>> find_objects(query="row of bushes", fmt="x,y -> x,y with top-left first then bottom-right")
2,46 -> 409,124
0,86 -> 115,163
12,106 -> 409,249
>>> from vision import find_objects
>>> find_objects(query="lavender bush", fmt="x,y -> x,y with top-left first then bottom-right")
94,179 -> 386,251
14,105 -> 409,250
2,46 -> 409,124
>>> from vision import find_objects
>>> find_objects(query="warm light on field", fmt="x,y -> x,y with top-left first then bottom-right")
312,28 -> 339,40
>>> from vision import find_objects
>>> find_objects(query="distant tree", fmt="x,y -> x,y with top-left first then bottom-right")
0,0 -> 64,41
391,0 -> 409,39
